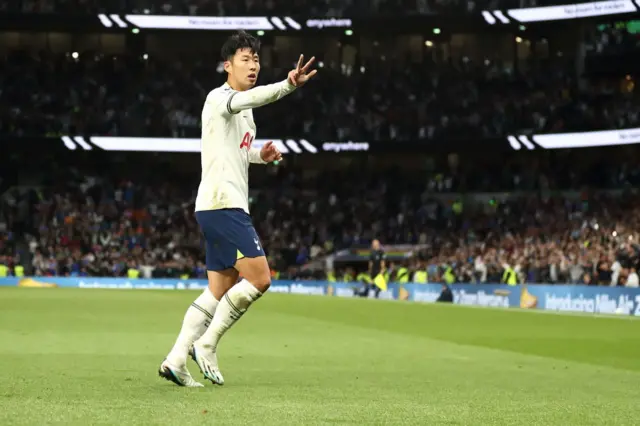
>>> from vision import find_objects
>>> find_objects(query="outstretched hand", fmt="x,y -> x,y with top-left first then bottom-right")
260,141 -> 283,163
288,54 -> 317,87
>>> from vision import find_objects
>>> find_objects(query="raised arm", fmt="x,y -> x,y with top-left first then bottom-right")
227,54 -> 317,115
227,80 -> 296,115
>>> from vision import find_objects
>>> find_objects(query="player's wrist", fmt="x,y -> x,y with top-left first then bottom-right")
251,148 -> 268,164
285,76 -> 297,88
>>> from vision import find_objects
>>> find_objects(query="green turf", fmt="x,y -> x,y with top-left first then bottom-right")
1,288 -> 639,425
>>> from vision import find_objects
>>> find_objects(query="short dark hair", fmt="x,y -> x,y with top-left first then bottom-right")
220,31 -> 260,61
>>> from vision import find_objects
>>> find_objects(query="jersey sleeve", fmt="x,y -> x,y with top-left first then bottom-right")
208,80 -> 296,116
205,87 -> 234,116
248,147 -> 267,164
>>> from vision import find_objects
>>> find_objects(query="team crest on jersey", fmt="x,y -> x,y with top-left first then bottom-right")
240,132 -> 254,150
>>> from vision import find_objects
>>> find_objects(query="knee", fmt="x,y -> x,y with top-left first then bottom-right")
236,257 -> 271,293
252,275 -> 271,293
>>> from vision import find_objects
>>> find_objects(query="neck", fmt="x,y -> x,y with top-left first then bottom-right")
227,79 -> 246,92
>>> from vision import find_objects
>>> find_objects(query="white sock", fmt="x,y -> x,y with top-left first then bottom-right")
196,279 -> 263,352
167,288 -> 219,366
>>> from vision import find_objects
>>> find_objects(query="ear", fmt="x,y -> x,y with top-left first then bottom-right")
223,60 -> 232,73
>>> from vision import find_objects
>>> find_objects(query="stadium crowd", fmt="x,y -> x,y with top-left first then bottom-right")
1,154 -> 639,287
2,48 -> 638,142
395,191 -> 640,287
1,0 -> 587,16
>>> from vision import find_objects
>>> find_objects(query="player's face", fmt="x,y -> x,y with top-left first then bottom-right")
228,48 -> 260,90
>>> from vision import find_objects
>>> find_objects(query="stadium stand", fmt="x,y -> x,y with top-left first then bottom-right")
2,48 -> 639,140
2,148 -> 639,285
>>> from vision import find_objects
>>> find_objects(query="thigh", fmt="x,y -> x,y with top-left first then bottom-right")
196,208 -> 264,271
217,209 -> 271,289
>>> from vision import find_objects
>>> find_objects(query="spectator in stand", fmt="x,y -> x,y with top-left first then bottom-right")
627,268 -> 639,288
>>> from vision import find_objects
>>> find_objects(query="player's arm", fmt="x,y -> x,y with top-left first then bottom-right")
227,80 -> 296,115
228,55 -> 316,114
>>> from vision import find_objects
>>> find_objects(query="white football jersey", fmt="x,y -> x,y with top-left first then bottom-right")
195,80 -> 295,214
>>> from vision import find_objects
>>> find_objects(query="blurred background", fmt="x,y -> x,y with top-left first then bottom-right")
1,0 -> 640,289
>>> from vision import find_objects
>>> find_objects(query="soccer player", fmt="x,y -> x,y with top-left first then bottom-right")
158,31 -> 316,387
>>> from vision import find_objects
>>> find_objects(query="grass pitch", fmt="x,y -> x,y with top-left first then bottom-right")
1,288 -> 639,425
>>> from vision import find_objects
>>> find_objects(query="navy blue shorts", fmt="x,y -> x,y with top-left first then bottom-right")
195,208 -> 264,271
